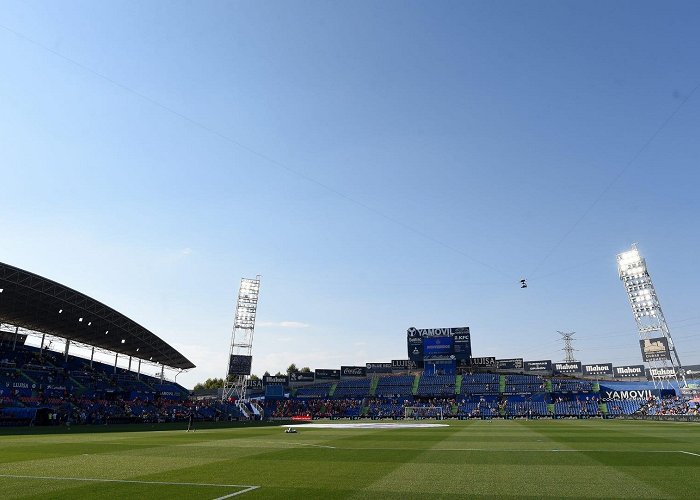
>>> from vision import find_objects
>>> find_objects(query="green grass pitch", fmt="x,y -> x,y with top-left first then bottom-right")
1,420 -> 698,499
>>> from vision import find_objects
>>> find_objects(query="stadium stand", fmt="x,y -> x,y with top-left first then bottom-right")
295,382 -> 333,398
605,399 -> 646,415
416,375 -> 456,396
552,379 -> 593,392
553,396 -> 600,416
460,373 -> 499,395
0,343 -> 244,426
504,395 -> 550,416
503,374 -> 546,394
457,396 -> 500,417
637,396 -> 699,416
366,397 -> 413,418
1,261 -> 220,427
333,378 -> 372,398
375,375 -> 414,397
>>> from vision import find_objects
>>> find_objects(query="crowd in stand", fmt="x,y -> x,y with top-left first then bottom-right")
4,344 -> 700,426
637,395 -> 700,416
266,398 -> 364,418
0,344 -> 241,426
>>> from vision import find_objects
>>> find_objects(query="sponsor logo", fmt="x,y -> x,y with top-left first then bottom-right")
454,335 -> 470,341
648,367 -> 676,378
392,359 -> 416,368
525,360 -> 552,371
341,367 -> 365,376
471,357 -> 496,366
366,362 -> 392,369
583,363 -> 612,374
586,365 -> 609,371
639,337 -> 671,361
263,376 -> 288,385
603,390 -> 653,400
418,328 -> 452,336
407,327 -> 470,337
554,363 -> 581,371
497,358 -> 524,369
367,363 -> 394,373
12,382 -> 29,389
291,415 -> 312,421
315,369 -> 340,379
616,367 -> 643,375
642,338 -> 667,353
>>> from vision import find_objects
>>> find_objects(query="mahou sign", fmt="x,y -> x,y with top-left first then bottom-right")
553,362 -> 581,374
582,363 -> 613,376
613,365 -> 645,378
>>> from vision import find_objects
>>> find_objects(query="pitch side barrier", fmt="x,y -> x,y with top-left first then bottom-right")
269,415 -> 610,421
616,414 -> 700,423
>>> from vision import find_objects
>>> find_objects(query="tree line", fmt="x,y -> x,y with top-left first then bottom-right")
192,363 -> 311,391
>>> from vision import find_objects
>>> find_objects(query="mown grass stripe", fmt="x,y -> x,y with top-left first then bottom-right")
0,474 -> 257,489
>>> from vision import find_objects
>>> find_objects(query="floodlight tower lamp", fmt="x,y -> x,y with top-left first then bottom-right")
616,244 -> 686,390
222,276 -> 261,405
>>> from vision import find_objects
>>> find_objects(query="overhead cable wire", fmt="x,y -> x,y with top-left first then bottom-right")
529,80 -> 700,279
0,23 -> 512,280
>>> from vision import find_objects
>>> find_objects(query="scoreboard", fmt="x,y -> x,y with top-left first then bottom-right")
407,327 -> 471,367
227,354 -> 252,375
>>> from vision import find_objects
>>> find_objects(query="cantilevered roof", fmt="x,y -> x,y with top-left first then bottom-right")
0,262 -> 195,369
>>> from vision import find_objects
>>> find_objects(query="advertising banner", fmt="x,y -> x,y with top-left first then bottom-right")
227,354 -> 252,376
582,363 -> 613,376
452,327 -> 472,361
613,365 -> 645,378
315,369 -> 340,380
639,337 -> 671,362
245,379 -> 263,390
263,375 -> 288,386
471,357 -> 496,368
497,358 -> 524,370
407,326 -> 471,363
341,366 -> 367,377
646,367 -> 676,379
366,362 -> 393,373
423,336 -> 453,358
553,362 -> 582,374
599,386 -> 655,400
289,372 -> 315,383
392,359 -> 416,369
407,332 -> 423,364
683,364 -> 700,378
524,360 -> 552,373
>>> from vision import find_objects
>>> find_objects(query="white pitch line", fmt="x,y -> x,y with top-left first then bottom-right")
329,447 -> 699,454
212,486 -> 260,499
233,440 -> 335,449
0,474 -> 258,489
290,443 -> 336,449
680,451 -> 700,457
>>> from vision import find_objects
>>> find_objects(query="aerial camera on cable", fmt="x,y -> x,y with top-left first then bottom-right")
520,279 -> 527,289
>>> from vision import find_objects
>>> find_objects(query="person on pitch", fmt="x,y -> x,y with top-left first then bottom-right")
187,410 -> 195,432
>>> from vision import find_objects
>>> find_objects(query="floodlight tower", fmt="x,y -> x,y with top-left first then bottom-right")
222,276 -> 261,403
558,331 -> 577,362
616,244 -> 686,389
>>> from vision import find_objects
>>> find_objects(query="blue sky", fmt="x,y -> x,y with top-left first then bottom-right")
1,1 -> 699,388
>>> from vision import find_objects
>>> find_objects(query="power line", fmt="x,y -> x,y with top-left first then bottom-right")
0,22 -> 512,281
530,80 -> 700,278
